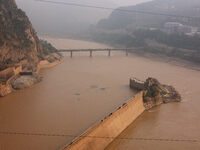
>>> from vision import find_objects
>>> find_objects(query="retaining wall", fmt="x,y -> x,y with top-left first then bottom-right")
61,91 -> 145,150
130,77 -> 145,90
0,66 -> 22,84
0,67 -> 14,81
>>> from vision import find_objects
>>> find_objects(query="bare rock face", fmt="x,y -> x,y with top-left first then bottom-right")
0,0 -> 62,97
130,77 -> 181,110
0,0 -> 44,71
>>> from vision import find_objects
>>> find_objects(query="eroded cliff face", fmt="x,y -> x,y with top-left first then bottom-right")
0,0 -> 44,71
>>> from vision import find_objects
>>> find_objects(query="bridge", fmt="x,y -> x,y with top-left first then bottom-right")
59,48 -> 134,57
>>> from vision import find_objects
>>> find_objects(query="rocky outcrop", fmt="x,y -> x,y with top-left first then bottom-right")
0,83 -> 12,97
0,0 -> 45,71
45,52 -> 63,63
130,77 -> 181,110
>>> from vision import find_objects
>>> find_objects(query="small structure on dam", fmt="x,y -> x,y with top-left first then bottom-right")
130,77 -> 182,110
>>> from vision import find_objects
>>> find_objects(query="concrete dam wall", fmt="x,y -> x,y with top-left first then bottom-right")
61,92 -> 145,150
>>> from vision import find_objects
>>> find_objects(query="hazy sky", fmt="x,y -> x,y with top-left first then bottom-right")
16,0 -> 152,22
15,0 -> 152,35
110,0 -> 152,7
16,0 -> 151,8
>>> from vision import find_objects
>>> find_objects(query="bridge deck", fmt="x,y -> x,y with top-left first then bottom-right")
59,48 -> 136,57
59,48 -> 133,52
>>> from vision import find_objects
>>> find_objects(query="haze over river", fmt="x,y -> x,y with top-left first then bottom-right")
0,38 -> 200,150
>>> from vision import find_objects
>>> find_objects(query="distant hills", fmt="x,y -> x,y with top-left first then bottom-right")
97,0 -> 200,30
90,0 -> 200,64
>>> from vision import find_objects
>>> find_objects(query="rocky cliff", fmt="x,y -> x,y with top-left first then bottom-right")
0,0 -> 62,97
0,0 -> 45,71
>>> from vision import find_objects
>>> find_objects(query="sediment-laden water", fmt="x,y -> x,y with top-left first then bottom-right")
0,38 -> 199,150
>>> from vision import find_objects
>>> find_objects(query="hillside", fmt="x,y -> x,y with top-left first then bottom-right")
0,0 -> 61,72
90,0 -> 200,64
0,0 -> 61,96
0,0 -> 46,71
97,0 -> 200,30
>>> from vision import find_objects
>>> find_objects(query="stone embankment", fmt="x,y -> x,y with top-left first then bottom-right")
0,66 -> 22,96
61,77 -> 181,150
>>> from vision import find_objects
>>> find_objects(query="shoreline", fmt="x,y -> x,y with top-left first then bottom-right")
37,57 -> 63,71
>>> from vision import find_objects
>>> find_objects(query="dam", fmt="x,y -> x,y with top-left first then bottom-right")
62,92 -> 145,150
0,37 -> 200,150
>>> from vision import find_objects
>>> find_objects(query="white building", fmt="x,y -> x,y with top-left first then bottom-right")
164,22 -> 192,34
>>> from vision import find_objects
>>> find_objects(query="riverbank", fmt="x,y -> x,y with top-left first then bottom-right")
0,52 -> 63,97
40,36 -> 200,73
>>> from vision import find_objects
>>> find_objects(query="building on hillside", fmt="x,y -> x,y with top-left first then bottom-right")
164,22 -> 183,33
164,22 -> 192,34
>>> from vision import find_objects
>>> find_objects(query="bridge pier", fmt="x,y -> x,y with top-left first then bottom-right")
70,50 -> 73,58
108,49 -> 111,57
126,49 -> 128,56
90,50 -> 92,57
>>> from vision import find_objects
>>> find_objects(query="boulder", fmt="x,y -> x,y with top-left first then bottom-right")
12,75 -> 41,90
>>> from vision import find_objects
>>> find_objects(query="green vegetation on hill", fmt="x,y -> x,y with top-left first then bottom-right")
40,40 -> 58,55
91,29 -> 200,63
91,0 -> 200,64
134,29 -> 200,51
92,29 -> 200,51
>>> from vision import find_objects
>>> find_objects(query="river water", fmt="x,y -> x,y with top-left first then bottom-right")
0,38 -> 200,150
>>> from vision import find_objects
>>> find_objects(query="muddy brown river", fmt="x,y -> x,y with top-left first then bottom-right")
0,38 -> 200,150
